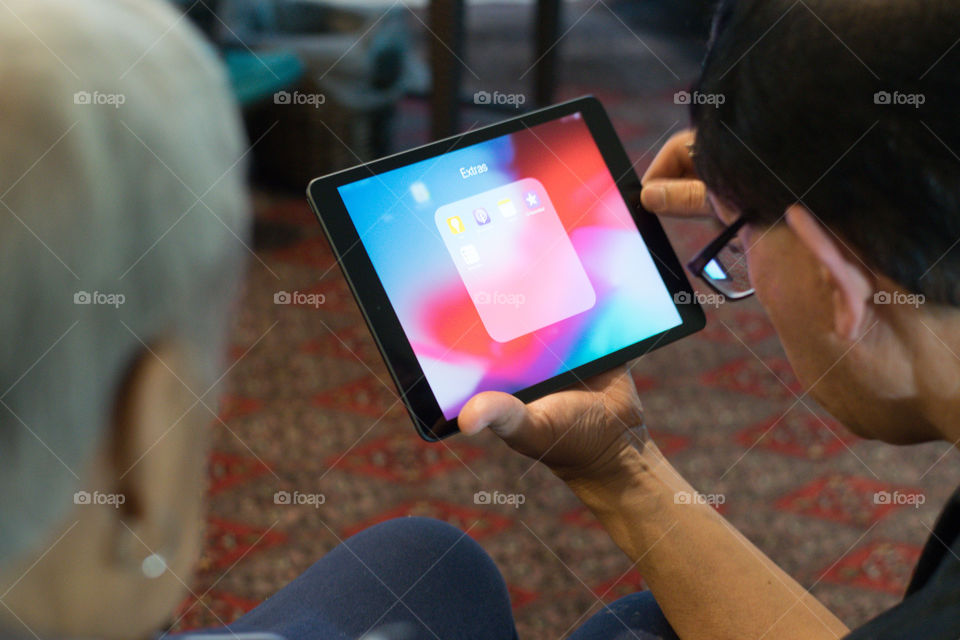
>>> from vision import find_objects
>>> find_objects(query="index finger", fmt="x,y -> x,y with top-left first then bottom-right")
641,129 -> 698,184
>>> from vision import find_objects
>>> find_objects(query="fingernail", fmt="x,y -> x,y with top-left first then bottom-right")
641,186 -> 666,211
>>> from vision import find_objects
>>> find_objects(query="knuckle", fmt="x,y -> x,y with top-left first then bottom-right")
682,183 -> 706,210
669,130 -> 693,147
625,402 -> 644,427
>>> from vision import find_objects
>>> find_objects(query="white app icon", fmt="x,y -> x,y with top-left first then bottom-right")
497,198 -> 517,218
460,244 -> 480,265
410,181 -> 430,203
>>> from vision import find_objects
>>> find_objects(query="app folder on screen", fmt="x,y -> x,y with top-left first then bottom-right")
435,177 -> 597,343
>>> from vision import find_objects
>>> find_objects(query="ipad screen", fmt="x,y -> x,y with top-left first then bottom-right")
337,112 -> 682,419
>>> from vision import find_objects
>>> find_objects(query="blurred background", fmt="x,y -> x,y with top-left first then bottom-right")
168,1 -> 957,636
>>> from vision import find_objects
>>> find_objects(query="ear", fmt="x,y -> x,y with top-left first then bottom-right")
785,205 -> 873,341
108,341 -> 207,565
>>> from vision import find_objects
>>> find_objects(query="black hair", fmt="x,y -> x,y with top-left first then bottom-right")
691,0 -> 960,304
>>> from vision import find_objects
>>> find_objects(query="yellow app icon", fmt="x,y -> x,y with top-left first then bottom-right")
447,215 -> 465,234
497,198 -> 517,218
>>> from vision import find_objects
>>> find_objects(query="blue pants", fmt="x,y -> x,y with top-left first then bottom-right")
171,517 -> 678,640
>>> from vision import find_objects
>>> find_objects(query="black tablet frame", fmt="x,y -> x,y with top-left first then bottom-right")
306,96 -> 705,441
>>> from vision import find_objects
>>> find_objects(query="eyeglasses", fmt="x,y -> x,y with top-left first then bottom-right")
686,214 -> 755,300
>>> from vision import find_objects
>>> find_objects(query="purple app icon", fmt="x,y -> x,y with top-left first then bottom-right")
473,207 -> 491,225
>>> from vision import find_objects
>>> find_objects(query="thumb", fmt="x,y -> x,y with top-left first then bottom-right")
459,391 -> 532,439
641,178 -> 711,216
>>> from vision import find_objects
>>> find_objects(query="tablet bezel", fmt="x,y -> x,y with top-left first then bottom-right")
307,96 -> 705,441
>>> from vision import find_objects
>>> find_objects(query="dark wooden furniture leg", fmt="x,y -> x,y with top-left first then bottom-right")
534,0 -> 561,107
429,0 -> 465,139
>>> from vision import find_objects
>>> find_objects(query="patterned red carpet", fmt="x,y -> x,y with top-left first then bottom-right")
171,3 -> 958,638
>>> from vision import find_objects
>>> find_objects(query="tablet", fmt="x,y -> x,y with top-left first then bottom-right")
306,96 -> 704,441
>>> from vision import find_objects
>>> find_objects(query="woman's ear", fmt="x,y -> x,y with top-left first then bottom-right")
785,204 -> 873,341
108,340 -> 208,577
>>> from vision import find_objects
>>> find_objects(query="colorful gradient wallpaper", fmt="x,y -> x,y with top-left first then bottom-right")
337,112 -> 681,419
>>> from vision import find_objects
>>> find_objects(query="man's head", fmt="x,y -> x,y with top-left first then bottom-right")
0,0 -> 249,637
690,0 -> 960,442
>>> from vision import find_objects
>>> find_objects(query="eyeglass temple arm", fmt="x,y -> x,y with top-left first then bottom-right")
685,215 -> 748,276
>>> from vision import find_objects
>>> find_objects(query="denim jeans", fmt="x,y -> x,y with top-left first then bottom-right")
170,517 -> 678,640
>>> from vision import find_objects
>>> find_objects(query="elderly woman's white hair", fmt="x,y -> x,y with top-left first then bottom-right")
0,0 -> 250,565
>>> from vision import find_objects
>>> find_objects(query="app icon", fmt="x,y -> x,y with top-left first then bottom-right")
460,244 -> 480,265
410,181 -> 430,204
473,207 -> 491,225
447,215 -> 465,234
497,198 -> 517,218
524,191 -> 540,208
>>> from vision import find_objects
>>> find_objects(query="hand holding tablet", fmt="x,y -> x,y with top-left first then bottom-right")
307,97 -> 704,440
458,364 -> 648,482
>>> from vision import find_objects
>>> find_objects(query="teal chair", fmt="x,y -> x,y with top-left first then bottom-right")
223,48 -> 303,107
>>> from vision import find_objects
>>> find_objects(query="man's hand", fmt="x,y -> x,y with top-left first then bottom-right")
457,130 -> 711,479
458,366 -> 644,483
640,129 -> 713,217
